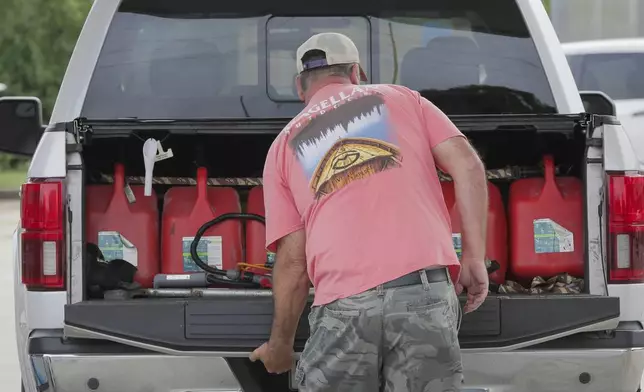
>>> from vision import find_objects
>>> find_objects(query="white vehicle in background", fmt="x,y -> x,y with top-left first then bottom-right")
563,38 -> 644,134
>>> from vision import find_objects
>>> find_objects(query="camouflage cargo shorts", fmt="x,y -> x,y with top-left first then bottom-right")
294,268 -> 463,392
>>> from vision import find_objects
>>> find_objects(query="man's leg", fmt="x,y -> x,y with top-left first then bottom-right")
382,270 -> 463,392
295,290 -> 382,392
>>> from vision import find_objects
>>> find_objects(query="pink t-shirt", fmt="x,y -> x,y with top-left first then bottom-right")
263,83 -> 463,306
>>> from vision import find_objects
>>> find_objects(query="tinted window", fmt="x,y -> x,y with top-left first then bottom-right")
567,53 -> 644,100
268,17 -> 370,100
375,14 -> 555,114
81,0 -> 556,119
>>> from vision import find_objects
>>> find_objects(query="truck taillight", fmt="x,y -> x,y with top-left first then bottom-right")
20,179 -> 65,290
607,172 -> 644,283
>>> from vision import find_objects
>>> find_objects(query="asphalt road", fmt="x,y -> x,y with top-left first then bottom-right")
0,199 -> 20,390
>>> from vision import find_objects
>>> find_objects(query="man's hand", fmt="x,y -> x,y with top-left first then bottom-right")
455,260 -> 489,313
433,136 -> 488,314
251,230 -> 308,373
250,340 -> 294,374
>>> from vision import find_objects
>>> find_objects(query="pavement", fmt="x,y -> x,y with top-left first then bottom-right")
0,190 -> 19,200
0,200 -> 21,390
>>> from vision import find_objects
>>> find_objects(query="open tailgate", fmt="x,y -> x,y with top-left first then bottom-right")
65,294 -> 619,354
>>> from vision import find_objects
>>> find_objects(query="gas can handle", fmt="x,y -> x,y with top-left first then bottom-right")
106,162 -> 130,211
113,163 -> 125,194
543,155 -> 555,183
196,167 -> 208,200
541,155 -> 562,199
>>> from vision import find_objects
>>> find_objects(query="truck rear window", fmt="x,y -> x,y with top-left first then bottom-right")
567,52 -> 644,100
81,0 -> 557,119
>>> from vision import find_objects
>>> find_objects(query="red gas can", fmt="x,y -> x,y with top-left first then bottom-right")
85,163 -> 159,288
441,181 -> 508,284
509,155 -> 584,279
161,167 -> 242,274
246,186 -> 273,266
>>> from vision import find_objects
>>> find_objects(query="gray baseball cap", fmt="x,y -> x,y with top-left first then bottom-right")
296,32 -> 368,82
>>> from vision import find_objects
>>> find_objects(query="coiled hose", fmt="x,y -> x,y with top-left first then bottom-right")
190,212 -> 267,287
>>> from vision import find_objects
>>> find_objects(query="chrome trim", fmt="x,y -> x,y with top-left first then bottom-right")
27,346 -> 644,392
462,318 -> 619,353
64,325 -> 265,357
29,354 -> 241,392
28,355 -> 52,392
462,347 -> 644,392
41,355 -> 56,391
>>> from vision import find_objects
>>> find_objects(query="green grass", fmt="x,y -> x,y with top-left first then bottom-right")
0,169 -> 27,190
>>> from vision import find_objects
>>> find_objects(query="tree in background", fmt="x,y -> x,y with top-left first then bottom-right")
543,0 -> 551,13
0,0 -> 91,120
0,0 -> 90,173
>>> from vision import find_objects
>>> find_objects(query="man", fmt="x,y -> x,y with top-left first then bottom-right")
250,32 -> 489,391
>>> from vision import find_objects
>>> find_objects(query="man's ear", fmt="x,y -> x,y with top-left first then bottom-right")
349,64 -> 360,85
295,74 -> 306,102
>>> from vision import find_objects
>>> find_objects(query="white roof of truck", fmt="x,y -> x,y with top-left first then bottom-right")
562,38 -> 644,55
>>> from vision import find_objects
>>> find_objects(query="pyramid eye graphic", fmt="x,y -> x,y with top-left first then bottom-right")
332,151 -> 360,170
309,137 -> 402,199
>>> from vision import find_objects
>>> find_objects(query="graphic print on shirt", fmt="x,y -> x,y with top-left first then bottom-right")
289,92 -> 402,199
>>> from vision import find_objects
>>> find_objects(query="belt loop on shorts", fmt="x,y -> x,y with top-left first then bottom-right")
419,269 -> 431,291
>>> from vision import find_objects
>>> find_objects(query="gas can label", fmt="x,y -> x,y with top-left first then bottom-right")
98,231 -> 138,267
166,274 -> 191,280
452,233 -> 462,260
182,236 -> 223,272
533,219 -> 574,254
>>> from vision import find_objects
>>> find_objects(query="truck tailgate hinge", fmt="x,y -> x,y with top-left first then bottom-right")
73,118 -> 93,145
66,144 -> 83,153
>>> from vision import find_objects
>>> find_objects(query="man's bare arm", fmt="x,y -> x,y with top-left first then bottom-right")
433,137 -> 488,262
270,229 -> 309,346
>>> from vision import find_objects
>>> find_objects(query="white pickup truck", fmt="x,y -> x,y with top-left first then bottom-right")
2,0 -> 643,391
